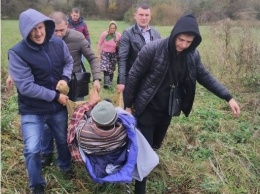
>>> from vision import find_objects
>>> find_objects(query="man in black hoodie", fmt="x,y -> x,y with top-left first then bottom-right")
124,14 -> 240,194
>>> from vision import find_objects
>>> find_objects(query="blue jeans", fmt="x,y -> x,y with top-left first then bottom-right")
41,124 -> 54,154
41,96 -> 84,154
21,109 -> 71,188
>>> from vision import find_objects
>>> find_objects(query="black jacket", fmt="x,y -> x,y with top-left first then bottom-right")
117,24 -> 161,84
124,14 -> 233,117
124,37 -> 232,117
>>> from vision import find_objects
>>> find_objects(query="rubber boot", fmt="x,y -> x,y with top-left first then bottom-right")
109,73 -> 114,83
103,72 -> 111,89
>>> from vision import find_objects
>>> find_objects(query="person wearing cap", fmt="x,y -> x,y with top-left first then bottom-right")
98,21 -> 121,89
8,8 -> 73,194
67,100 -> 127,163
124,14 -> 240,194
77,100 -> 128,178
67,99 -> 159,190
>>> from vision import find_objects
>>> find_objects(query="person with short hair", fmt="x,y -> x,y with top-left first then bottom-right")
68,7 -> 91,45
116,2 -> 161,96
8,8 -> 73,194
40,11 -> 101,168
124,13 -> 241,194
68,7 -> 91,64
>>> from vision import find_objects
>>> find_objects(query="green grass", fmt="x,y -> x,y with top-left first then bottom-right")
1,20 -> 260,194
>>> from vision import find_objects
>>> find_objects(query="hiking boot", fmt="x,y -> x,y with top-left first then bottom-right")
32,185 -> 45,194
41,153 -> 53,168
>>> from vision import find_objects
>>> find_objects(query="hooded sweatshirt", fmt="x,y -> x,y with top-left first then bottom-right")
148,14 -> 202,115
8,9 -> 73,115
124,14 -> 232,117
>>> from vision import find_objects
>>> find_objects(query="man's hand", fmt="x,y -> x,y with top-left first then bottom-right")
6,74 -> 14,90
89,88 -> 100,104
125,107 -> 132,114
117,84 -> 125,93
57,93 -> 69,106
228,98 -> 240,117
93,80 -> 101,93
56,80 -> 69,95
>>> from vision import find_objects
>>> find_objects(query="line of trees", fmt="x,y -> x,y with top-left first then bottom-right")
1,0 -> 260,24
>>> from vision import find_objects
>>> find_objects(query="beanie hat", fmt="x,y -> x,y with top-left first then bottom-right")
91,100 -> 117,127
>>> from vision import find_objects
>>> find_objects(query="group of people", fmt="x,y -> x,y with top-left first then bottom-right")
7,2 -> 240,194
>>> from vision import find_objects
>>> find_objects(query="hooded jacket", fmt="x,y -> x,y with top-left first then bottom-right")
124,14 -> 232,117
8,9 -> 73,115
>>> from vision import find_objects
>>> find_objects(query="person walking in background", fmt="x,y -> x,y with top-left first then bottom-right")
68,7 -> 91,65
68,7 -> 91,45
50,11 -> 101,97
116,2 -> 161,96
98,21 -> 121,89
39,11 -> 101,168
8,8 -> 73,194
124,13 -> 241,194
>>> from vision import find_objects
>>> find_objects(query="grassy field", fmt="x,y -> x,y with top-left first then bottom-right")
1,20 -> 260,194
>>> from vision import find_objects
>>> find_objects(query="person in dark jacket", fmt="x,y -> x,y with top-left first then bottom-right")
8,9 -> 73,194
68,7 -> 91,44
124,14 -> 241,194
116,2 -> 161,96
68,7 -> 91,65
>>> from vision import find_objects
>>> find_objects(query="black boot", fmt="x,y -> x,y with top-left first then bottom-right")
41,153 -> 53,168
134,178 -> 146,194
109,73 -> 114,83
103,71 -> 111,89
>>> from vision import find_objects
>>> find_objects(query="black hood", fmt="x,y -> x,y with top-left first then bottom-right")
168,14 -> 202,55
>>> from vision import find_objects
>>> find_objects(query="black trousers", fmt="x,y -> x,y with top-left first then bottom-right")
134,108 -> 172,194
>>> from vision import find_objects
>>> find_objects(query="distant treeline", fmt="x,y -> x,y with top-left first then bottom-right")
1,0 -> 260,25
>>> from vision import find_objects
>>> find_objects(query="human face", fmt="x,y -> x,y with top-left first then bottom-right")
175,34 -> 195,53
134,8 -> 151,30
29,22 -> 46,44
71,12 -> 80,22
109,24 -> 116,34
54,21 -> 68,38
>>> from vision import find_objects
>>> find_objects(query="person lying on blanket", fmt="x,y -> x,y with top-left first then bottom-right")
65,89 -> 158,185
78,100 -> 128,178
67,100 -> 133,179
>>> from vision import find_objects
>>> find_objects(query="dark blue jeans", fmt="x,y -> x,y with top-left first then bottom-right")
41,96 -> 83,154
21,109 -> 71,188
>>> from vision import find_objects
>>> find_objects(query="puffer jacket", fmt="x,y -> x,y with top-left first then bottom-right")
117,24 -> 161,84
124,38 -> 232,117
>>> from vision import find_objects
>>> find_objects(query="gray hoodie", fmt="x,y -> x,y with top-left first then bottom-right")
8,9 -> 73,114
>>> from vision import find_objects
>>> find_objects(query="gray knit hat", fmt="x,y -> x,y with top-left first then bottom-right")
91,100 -> 118,127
